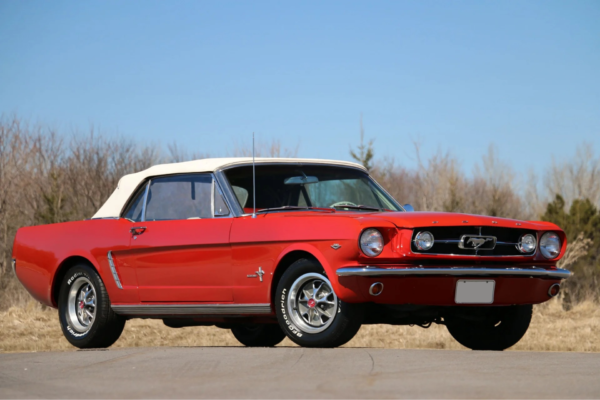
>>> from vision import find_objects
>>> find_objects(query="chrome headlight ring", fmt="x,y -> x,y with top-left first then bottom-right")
517,233 -> 537,254
414,231 -> 435,251
540,232 -> 561,259
360,229 -> 384,257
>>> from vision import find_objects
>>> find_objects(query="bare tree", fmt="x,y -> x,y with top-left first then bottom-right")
230,137 -> 299,158
167,142 -> 210,163
545,143 -> 600,209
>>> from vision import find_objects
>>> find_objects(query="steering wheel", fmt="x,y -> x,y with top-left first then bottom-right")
330,201 -> 358,208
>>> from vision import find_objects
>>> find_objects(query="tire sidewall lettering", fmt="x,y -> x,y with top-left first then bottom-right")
67,272 -> 84,286
279,287 -> 303,337
67,325 -> 88,338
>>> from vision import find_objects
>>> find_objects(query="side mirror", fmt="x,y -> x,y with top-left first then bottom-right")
403,204 -> 415,212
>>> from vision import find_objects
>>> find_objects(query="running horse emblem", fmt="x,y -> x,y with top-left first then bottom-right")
467,237 -> 493,249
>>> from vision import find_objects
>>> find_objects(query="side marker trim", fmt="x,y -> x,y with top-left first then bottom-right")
107,251 -> 123,289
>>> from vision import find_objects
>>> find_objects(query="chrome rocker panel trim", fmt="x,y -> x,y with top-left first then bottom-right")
111,303 -> 272,317
336,266 -> 572,279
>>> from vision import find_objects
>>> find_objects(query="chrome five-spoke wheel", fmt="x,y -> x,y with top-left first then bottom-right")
67,277 -> 97,333
275,258 -> 364,347
288,273 -> 338,334
59,264 -> 125,348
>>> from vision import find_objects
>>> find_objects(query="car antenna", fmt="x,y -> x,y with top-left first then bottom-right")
252,132 -> 256,218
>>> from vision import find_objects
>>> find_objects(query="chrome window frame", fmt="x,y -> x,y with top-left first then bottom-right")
140,180 -> 150,222
121,172 -> 234,221
215,162 -> 404,217
118,180 -> 150,223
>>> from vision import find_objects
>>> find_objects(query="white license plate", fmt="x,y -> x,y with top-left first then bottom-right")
455,280 -> 495,304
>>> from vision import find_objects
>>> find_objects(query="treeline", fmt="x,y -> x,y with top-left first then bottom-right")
0,115 -> 598,309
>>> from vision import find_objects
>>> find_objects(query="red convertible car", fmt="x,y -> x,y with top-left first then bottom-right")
12,158 -> 571,350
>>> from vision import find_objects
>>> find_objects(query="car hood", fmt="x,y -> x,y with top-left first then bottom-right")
368,211 -> 558,231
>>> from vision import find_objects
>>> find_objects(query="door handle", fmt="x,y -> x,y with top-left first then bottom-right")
130,226 -> 147,235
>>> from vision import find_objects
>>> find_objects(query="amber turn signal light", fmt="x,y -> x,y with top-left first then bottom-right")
369,282 -> 384,296
548,283 -> 561,298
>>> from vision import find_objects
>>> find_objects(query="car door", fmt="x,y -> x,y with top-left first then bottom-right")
124,173 -> 234,303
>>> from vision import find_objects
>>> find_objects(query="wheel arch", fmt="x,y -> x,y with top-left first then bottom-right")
51,255 -> 100,307
270,245 -> 334,308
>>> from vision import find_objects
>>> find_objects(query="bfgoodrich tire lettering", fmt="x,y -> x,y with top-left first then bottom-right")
275,258 -> 364,348
58,263 -> 125,348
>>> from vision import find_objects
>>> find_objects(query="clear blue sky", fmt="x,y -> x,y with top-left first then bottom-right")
1,0 -> 598,174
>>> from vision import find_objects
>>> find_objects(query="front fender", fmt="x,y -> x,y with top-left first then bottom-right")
274,241 -> 366,303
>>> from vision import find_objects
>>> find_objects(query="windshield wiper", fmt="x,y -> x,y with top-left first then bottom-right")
256,206 -> 335,213
332,205 -> 389,212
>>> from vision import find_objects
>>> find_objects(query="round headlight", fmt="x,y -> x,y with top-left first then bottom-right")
540,232 -> 561,259
517,234 -> 537,254
360,229 -> 384,257
414,231 -> 434,251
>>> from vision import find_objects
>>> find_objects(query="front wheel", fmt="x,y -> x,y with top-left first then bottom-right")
231,324 -> 286,347
275,259 -> 364,348
58,264 -> 125,348
445,304 -> 533,351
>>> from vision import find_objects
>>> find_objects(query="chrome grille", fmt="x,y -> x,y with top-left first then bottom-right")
410,226 -> 536,256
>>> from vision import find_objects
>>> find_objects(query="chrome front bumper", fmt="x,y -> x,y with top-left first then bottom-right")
336,266 -> 572,279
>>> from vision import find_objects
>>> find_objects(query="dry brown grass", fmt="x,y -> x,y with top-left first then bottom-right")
1,299 -> 599,353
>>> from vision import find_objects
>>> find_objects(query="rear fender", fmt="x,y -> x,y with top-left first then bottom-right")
51,252 -> 102,307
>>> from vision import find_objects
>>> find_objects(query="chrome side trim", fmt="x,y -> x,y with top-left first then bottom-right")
336,266 -> 572,279
107,251 -> 123,289
111,303 -> 272,317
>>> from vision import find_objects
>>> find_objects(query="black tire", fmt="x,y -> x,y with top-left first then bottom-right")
231,324 -> 286,347
445,304 -> 533,351
275,258 -> 364,348
58,263 -> 125,349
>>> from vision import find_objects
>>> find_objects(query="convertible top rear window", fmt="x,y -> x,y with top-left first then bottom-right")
223,165 -> 401,212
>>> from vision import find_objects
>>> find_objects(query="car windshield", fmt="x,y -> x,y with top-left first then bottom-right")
224,165 -> 402,213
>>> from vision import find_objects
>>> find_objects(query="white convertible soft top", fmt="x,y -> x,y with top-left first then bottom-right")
93,157 -> 366,218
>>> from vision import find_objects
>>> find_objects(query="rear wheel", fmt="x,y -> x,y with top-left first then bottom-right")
445,304 -> 532,351
275,259 -> 364,348
58,264 -> 125,348
231,324 -> 286,347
